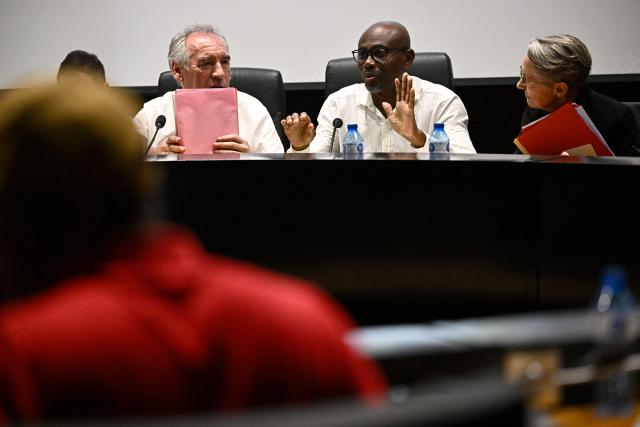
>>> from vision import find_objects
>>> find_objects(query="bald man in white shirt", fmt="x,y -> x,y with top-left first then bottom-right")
282,21 -> 475,154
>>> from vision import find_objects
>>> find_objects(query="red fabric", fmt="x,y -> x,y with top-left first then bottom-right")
0,226 -> 386,421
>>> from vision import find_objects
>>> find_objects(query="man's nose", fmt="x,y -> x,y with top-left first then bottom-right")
211,63 -> 224,77
363,55 -> 376,67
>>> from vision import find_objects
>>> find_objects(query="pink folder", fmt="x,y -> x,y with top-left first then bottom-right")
174,88 -> 239,154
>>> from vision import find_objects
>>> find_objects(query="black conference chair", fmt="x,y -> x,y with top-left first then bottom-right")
325,52 -> 454,98
157,69 -> 288,150
623,101 -> 640,155
623,102 -> 640,129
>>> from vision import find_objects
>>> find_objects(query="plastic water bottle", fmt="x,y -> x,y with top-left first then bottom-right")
592,265 -> 638,417
342,124 -> 364,159
428,123 -> 450,160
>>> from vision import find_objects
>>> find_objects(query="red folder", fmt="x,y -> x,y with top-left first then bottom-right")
514,102 -> 614,156
174,88 -> 239,154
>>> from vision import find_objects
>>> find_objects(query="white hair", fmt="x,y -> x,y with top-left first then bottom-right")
167,24 -> 228,69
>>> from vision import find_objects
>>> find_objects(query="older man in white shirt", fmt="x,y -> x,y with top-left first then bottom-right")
135,24 -> 283,155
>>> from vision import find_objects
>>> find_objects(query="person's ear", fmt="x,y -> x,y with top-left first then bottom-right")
404,49 -> 415,69
554,81 -> 569,100
171,62 -> 183,86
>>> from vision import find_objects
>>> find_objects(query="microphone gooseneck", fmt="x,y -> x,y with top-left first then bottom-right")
329,118 -> 343,153
144,115 -> 167,156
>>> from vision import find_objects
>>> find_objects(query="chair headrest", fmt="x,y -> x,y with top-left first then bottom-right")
325,52 -> 454,97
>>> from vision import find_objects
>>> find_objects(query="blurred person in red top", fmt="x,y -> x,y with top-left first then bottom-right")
0,83 -> 386,422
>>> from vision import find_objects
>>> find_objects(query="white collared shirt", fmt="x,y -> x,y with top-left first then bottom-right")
291,76 -> 475,153
134,91 -> 284,154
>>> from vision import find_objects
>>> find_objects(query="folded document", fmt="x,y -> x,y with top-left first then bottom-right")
174,88 -> 239,154
514,102 -> 614,156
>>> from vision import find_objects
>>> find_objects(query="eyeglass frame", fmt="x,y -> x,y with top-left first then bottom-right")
351,47 -> 409,64
518,66 -> 553,89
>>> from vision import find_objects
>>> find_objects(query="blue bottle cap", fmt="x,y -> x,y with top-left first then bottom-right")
434,123 -> 444,130
600,264 -> 627,293
347,124 -> 358,131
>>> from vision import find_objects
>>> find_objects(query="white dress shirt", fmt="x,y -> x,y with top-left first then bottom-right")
290,76 -> 475,153
134,91 -> 284,154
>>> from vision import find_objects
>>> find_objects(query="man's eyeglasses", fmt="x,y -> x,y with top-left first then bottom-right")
352,47 -> 408,64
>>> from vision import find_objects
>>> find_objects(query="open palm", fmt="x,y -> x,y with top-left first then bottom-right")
382,73 -> 425,147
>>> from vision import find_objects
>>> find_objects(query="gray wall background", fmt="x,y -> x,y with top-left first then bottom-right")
1,0 -> 639,88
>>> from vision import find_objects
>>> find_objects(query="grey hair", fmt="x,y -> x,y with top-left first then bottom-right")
527,34 -> 592,90
167,24 -> 228,69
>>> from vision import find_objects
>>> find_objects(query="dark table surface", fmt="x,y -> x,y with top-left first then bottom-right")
147,153 -> 640,325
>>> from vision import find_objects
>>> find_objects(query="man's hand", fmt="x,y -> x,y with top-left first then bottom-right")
148,135 -> 185,156
213,134 -> 251,153
281,112 -> 316,151
382,72 -> 426,148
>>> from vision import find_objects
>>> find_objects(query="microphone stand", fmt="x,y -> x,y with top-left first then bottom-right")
329,127 -> 339,153
329,118 -> 343,153
144,127 -> 161,156
144,115 -> 166,156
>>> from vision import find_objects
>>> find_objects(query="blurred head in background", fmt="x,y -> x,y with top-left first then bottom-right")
0,83 -> 149,299
57,50 -> 108,86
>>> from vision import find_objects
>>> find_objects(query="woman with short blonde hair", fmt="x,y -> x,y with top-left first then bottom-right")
516,34 -> 639,156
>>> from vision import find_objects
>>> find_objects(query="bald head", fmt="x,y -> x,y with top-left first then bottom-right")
356,21 -> 414,96
359,21 -> 411,50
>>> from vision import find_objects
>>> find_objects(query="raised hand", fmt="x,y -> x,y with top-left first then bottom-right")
281,112 -> 316,151
382,73 -> 426,148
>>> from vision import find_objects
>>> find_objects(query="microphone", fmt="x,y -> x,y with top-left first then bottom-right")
144,115 -> 166,156
329,118 -> 343,153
